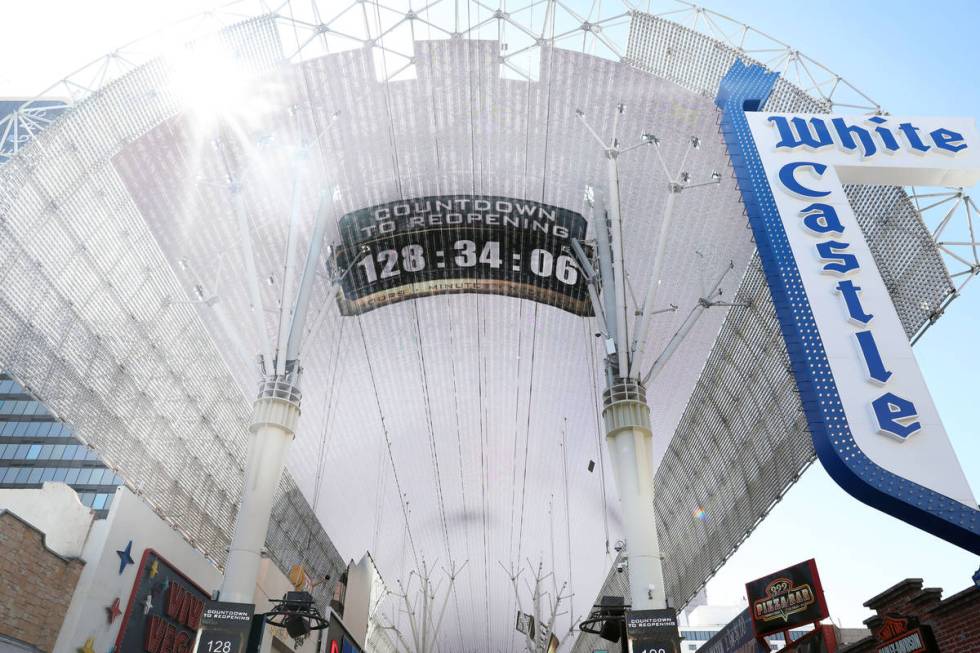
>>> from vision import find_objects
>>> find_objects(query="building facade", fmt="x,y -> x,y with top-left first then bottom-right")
841,578 -> 980,653
0,374 -> 121,515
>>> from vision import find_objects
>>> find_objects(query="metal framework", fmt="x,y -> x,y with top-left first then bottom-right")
0,1 -> 968,650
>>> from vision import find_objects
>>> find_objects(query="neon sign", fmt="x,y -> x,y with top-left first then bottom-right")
715,59 -> 980,554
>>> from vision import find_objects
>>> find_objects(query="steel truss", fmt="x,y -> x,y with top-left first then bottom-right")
0,0 -> 967,642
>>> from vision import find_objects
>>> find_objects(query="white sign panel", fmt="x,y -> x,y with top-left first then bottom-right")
745,112 -> 979,508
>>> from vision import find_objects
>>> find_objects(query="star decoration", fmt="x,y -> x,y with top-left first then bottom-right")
78,637 -> 96,653
142,594 -> 153,616
116,540 -> 135,575
106,597 -> 122,624
148,559 -> 159,578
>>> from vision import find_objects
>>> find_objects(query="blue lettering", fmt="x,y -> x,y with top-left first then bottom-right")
816,240 -> 859,274
778,161 -> 830,198
898,122 -> 930,152
855,330 -> 892,383
867,116 -> 900,152
872,392 -> 922,440
800,202 -> 844,234
768,116 -> 834,150
930,128 -> 967,153
835,280 -> 873,324
832,118 -> 877,157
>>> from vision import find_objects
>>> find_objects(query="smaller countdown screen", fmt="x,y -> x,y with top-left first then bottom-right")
331,195 -> 593,316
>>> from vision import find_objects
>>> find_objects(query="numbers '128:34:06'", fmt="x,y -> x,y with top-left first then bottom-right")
354,239 -> 579,285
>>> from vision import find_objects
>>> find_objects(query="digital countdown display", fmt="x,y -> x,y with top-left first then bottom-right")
330,195 -> 593,316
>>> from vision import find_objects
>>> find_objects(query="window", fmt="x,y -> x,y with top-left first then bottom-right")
93,494 -> 108,510
41,468 -> 55,482
53,468 -> 68,482
27,468 -> 43,484
65,468 -> 80,484
39,445 -> 53,460
14,468 -> 30,483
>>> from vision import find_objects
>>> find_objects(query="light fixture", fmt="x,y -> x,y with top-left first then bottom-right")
265,591 -> 329,640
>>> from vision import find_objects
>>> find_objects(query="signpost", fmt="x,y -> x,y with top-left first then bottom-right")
195,601 -> 255,653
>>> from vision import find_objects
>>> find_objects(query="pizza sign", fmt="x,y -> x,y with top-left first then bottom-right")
753,577 -> 815,623
745,559 -> 829,637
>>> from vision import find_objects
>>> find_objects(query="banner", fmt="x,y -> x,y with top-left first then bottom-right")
696,608 -> 768,653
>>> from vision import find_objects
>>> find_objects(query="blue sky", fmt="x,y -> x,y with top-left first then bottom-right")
3,0 -> 978,631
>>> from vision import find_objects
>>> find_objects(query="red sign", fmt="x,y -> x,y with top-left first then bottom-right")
745,559 -> 829,638
875,615 -> 939,653
114,549 -> 212,653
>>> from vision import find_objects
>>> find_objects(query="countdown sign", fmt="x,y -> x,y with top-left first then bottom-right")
331,195 -> 592,316
194,601 -> 254,653
625,608 -> 681,653
716,60 -> 980,553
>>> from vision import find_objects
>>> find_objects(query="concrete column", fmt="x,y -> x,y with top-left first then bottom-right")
602,378 -> 666,610
220,375 -> 301,603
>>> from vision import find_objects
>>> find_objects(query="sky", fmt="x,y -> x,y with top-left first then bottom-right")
2,0 -> 978,632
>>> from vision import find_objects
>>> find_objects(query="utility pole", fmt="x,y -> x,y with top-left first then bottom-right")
575,105 -> 721,611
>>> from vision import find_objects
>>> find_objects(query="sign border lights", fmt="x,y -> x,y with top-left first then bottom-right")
715,59 -> 980,554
